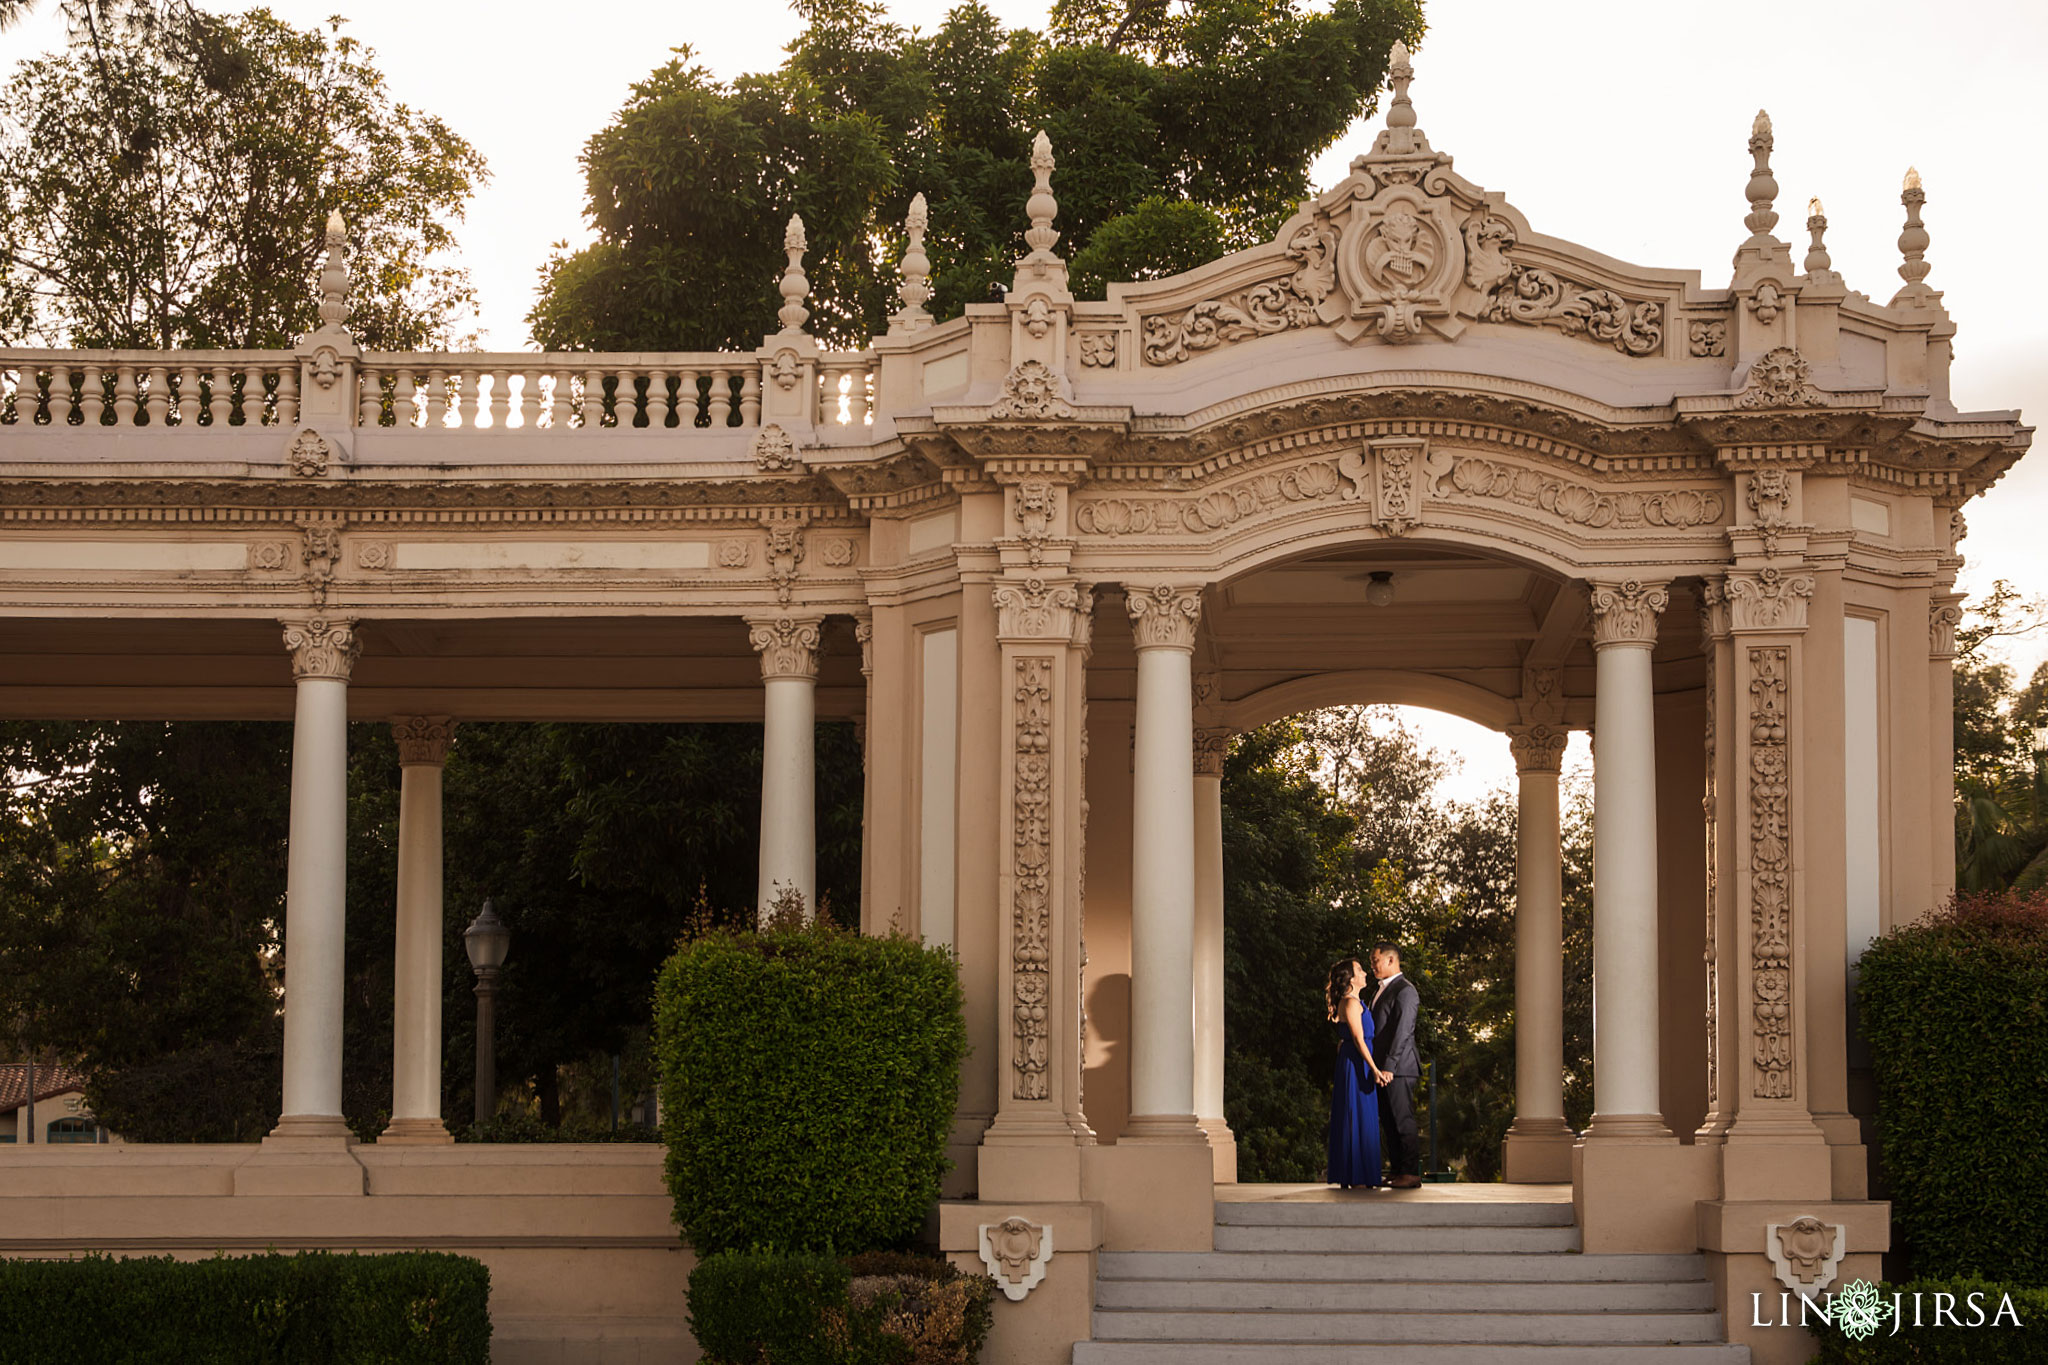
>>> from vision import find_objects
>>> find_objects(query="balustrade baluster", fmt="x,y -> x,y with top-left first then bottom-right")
208,365 -> 233,426
359,368 -> 384,426
646,369 -> 671,428
612,368 -> 639,429
517,369 -> 541,429
425,368 -> 449,427
81,366 -> 105,425
144,366 -> 170,426
485,368 -> 509,429
848,363 -> 872,426
275,367 -> 299,427
549,371 -> 573,430
114,366 -> 139,426
582,369 -> 605,429
674,368 -> 698,428
394,370 -> 417,428
176,366 -> 200,426
740,369 -> 761,427
709,368 -> 732,427
457,369 -> 480,428
242,367 -> 268,425
47,366 -> 73,426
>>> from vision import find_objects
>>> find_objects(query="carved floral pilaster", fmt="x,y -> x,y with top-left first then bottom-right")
1010,654 -> 1054,1101
746,614 -> 823,681
1747,644 -> 1794,1101
1126,584 -> 1203,651
392,716 -> 456,766
1506,723 -> 1569,775
1588,579 -> 1669,648
281,617 -> 360,682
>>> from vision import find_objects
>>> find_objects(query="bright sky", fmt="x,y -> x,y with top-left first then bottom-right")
5,0 -> 2042,802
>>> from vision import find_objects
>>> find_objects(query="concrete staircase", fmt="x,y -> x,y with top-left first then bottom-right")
1073,1195 -> 1750,1364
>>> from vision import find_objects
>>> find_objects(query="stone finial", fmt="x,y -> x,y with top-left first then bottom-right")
317,209 -> 350,331
777,213 -> 811,334
1386,39 -> 1416,130
1892,166 -> 1936,306
1024,132 -> 1059,260
1803,197 -> 1833,276
1741,110 -> 1780,247
892,192 -> 933,333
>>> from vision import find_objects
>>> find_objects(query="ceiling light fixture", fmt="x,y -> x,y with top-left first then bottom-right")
1365,571 -> 1396,607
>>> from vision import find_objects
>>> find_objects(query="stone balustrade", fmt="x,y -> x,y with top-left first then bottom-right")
1,350 -> 301,429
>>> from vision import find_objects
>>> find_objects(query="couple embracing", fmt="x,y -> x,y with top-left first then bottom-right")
1326,943 -> 1422,1190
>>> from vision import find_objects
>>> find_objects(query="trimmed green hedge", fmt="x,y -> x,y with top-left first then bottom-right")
1857,891 -> 2048,1281
688,1251 -> 994,1365
654,913 -> 967,1255
0,1250 -> 490,1364
1806,1278 -> 2047,1362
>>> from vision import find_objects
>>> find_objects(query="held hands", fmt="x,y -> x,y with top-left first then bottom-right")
1375,1068 -> 1393,1087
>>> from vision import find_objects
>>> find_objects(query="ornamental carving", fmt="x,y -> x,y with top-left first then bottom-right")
747,614 -> 823,680
853,617 -> 873,676
1748,645 -> 1794,1100
281,616 -> 360,681
818,537 -> 856,568
1011,656 -> 1054,1100
1193,727 -> 1230,777
978,1217 -> 1052,1302
994,577 -> 1079,641
763,520 -> 804,605
1466,216 -> 1663,356
1126,584 -> 1203,651
1013,479 -> 1057,567
1688,319 -> 1728,357
1077,333 -> 1116,367
1340,188 -> 1463,343
1507,724 -> 1569,774
1518,664 -> 1566,728
300,515 -> 344,605
1700,605 -> 1721,1109
989,360 -> 1073,420
717,539 -> 750,568
753,424 -> 800,472
1749,281 -> 1784,325
392,715 -> 456,766
287,428 -> 330,477
767,349 -> 800,392
1140,220 -> 1338,365
1342,439 -> 1435,536
1725,568 -> 1814,632
1768,1217 -> 1846,1295
1431,455 -> 1725,530
354,541 -> 391,571
1589,579 -> 1668,647
250,541 -> 292,572
1930,597 -> 1965,659
1736,346 -> 1825,409
1074,460 -> 1341,537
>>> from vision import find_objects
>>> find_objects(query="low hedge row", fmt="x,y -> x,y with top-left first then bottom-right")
1806,1278 -> 2047,1363
0,1250 -> 490,1364
688,1250 -> 994,1365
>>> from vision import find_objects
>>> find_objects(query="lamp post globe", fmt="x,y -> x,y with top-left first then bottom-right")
463,900 -> 510,1126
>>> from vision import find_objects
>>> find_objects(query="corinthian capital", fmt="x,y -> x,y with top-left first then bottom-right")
1588,579 -> 1669,648
993,576 -> 1079,641
1506,723 -> 1569,775
392,715 -> 456,766
1194,727 -> 1231,777
1125,584 -> 1203,651
1725,567 -> 1814,633
281,617 -> 360,681
747,613 -> 824,680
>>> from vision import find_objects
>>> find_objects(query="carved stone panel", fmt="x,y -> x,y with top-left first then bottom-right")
1011,656 -> 1055,1101
978,1217 -> 1052,1301
1767,1217 -> 1845,1295
1748,645 -> 1794,1101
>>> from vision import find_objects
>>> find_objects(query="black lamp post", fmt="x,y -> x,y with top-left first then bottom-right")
463,900 -> 511,1126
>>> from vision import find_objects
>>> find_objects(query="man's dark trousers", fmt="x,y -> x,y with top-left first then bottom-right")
1378,1075 -> 1420,1178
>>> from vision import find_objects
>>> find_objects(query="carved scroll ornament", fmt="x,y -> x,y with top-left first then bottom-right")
1011,656 -> 1054,1100
1749,645 -> 1793,1100
1074,459 -> 1341,537
1589,579 -> 1668,647
993,577 -> 1080,641
1507,723 -> 1569,774
282,616 -> 360,682
1433,455 -> 1724,531
1725,567 -> 1814,632
747,614 -> 822,681
1465,216 -> 1663,356
1140,220 -> 1338,365
1126,584 -> 1203,651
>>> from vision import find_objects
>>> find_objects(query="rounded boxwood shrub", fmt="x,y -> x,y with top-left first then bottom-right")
654,902 -> 967,1255
1857,891 -> 2048,1281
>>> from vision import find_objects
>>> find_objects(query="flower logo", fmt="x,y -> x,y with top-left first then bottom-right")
1833,1279 -> 1887,1341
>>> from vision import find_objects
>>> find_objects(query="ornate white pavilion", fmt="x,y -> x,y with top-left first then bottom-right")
0,44 -> 2028,1365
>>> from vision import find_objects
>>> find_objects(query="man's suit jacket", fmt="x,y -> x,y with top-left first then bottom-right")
1369,973 -> 1421,1078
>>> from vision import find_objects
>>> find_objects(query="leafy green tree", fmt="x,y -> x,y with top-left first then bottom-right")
528,0 -> 1423,350
0,7 -> 486,349
1949,581 -> 2048,892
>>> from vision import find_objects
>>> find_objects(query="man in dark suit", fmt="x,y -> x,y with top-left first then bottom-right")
1369,942 -> 1422,1188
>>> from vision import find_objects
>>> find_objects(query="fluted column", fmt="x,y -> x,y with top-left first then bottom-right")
274,617 -> 360,1140
1502,723 -> 1573,1180
748,614 -> 823,920
1585,580 -> 1675,1141
1192,726 -> 1236,1178
1123,585 -> 1207,1144
383,716 -> 455,1144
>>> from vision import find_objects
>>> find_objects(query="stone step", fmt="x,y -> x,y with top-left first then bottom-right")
1213,1224 -> 1582,1254
1075,1343 -> 1751,1365
1097,1251 -> 1709,1284
1215,1201 -> 1574,1229
1090,1308 -> 1728,1345
1097,1278 -> 1716,1313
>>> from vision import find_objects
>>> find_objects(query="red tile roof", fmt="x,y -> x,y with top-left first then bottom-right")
0,1062 -> 88,1114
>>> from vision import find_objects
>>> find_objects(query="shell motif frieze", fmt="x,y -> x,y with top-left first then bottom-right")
1074,460 -> 1342,537
1429,455 -> 1725,530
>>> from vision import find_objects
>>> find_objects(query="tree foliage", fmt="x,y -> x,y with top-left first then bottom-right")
1949,581 -> 2048,893
528,0 -> 1423,350
0,7 -> 486,349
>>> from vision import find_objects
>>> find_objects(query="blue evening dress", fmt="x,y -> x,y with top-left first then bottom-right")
1327,998 -> 1384,1188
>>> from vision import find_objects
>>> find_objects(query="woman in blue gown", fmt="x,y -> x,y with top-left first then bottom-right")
1326,957 -> 1388,1189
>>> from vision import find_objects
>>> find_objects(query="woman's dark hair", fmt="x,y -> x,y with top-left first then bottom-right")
1326,958 -> 1362,1022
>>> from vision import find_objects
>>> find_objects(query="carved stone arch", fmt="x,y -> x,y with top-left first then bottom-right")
1223,669 -> 1523,733
1174,515 -> 1600,589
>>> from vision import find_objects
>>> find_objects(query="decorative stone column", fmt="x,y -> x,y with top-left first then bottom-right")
1502,722 -> 1573,1181
383,716 -> 455,1144
747,614 -> 823,919
1192,726 -> 1236,1179
1123,585 -> 1206,1144
274,617 -> 360,1140
1584,580 -> 1674,1142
